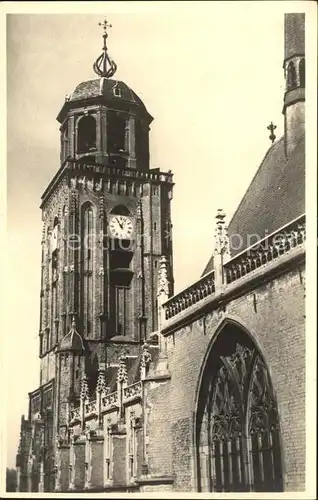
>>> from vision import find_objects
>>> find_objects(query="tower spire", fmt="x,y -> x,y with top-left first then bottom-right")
93,18 -> 117,78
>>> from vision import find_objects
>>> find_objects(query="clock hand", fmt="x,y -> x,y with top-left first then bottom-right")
116,217 -> 124,229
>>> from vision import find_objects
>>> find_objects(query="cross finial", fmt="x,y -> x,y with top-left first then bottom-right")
267,122 -> 277,144
98,18 -> 112,38
93,17 -> 117,79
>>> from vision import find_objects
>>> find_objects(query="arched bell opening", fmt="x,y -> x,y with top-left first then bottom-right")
299,58 -> 305,88
195,321 -> 283,493
77,115 -> 97,154
287,61 -> 297,90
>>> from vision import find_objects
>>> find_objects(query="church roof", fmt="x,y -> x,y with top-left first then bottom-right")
202,134 -> 305,275
57,78 -> 152,123
70,78 -> 147,111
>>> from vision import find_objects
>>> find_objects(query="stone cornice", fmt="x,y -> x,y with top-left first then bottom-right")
40,158 -> 174,209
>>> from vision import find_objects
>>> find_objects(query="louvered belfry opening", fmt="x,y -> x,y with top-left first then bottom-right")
196,322 -> 283,493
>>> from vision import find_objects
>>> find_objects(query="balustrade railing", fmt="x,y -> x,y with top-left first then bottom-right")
70,407 -> 80,422
123,382 -> 142,403
69,382 -> 144,424
162,215 -> 305,323
101,391 -> 118,410
164,272 -> 215,321
85,400 -> 97,417
67,159 -> 173,184
224,214 -> 305,284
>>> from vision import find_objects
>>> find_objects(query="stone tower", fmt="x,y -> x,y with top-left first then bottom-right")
283,13 -> 305,156
27,19 -> 174,489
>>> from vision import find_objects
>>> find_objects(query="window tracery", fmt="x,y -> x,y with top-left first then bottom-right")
197,334 -> 283,493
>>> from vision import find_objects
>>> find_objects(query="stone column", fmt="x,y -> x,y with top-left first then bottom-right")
39,460 -> 45,492
80,373 -> 89,431
96,363 -> 107,427
128,116 -> 136,169
117,354 -> 128,420
156,255 -> 170,374
84,431 -> 92,490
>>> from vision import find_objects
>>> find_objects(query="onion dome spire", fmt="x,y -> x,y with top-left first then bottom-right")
93,18 -> 117,78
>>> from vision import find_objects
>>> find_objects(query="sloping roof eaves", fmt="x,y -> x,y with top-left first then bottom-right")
201,134 -> 305,275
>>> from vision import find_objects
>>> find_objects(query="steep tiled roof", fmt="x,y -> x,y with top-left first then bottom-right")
202,134 -> 305,275
284,13 -> 305,60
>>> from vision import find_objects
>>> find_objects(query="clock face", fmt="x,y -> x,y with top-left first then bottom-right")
109,215 -> 134,239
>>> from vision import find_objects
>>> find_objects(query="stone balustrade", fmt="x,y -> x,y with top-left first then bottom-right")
123,381 -> 142,403
101,390 -> 118,411
70,407 -> 80,423
163,272 -> 215,321
224,214 -> 306,284
67,159 -> 174,184
69,380 -> 144,427
162,214 -> 305,323
85,400 -> 97,417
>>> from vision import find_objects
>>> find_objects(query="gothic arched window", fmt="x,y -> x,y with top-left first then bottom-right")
81,203 -> 96,335
287,61 -> 297,90
196,322 -> 283,493
299,58 -> 305,88
77,115 -> 97,154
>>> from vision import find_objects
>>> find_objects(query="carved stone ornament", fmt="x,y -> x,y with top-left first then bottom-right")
86,178 -> 94,191
214,208 -> 230,256
95,178 -> 103,192
99,195 -> 105,218
80,373 -> 90,401
140,342 -> 152,372
137,199 -> 143,220
117,353 -> 128,384
157,255 -> 170,297
96,366 -> 107,394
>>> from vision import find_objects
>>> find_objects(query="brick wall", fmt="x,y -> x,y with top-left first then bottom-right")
158,264 -> 305,492
144,378 -> 173,477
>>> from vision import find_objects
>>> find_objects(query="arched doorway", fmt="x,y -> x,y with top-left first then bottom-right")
196,321 -> 283,492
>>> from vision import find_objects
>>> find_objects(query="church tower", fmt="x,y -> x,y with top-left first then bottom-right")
283,13 -> 305,156
32,19 -> 174,484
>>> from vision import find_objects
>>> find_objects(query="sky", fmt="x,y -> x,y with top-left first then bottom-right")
2,0 -> 312,470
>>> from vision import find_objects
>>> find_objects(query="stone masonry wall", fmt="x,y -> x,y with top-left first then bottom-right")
149,264 -> 306,492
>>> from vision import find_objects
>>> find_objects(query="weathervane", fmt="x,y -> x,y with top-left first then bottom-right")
267,122 -> 277,144
93,17 -> 117,78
